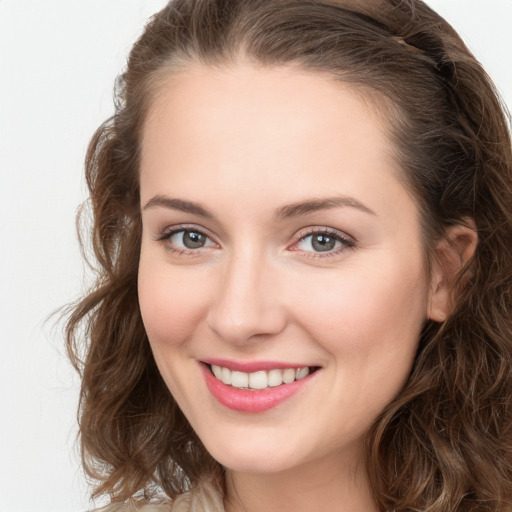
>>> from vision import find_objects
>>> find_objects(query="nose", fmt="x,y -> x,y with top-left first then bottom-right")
206,249 -> 287,344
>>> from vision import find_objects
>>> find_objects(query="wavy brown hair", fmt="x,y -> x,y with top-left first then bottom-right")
66,0 -> 512,510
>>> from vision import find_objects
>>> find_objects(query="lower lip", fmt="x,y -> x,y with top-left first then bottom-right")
201,364 -> 315,413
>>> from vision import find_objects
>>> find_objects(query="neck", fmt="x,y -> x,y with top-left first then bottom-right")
223,448 -> 378,512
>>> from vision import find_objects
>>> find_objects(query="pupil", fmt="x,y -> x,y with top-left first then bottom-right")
184,231 -> 205,249
312,234 -> 335,252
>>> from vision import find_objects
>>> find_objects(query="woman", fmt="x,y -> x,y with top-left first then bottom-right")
67,0 -> 512,511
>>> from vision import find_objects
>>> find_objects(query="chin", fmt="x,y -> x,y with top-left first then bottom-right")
215,451 -> 297,474
198,429 -> 317,475
198,434 -> 275,471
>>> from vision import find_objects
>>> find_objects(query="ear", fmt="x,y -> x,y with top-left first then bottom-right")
428,220 -> 478,322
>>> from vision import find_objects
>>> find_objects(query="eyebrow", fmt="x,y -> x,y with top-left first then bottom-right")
142,194 -> 376,219
143,196 -> 213,218
273,196 -> 376,220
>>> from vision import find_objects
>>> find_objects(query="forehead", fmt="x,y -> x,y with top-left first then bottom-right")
139,62 -> 413,223
143,62 -> 389,145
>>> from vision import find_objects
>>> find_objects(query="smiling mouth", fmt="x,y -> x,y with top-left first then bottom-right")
207,364 -> 319,391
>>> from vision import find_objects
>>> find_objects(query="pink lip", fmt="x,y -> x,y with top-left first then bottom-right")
200,363 -> 316,413
202,358 -> 310,373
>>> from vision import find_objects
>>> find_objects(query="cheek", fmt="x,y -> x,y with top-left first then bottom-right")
289,258 -> 429,359
138,256 -> 210,347
292,263 -> 428,429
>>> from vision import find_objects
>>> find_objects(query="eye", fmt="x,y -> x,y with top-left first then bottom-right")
157,227 -> 217,253
291,228 -> 355,257
171,230 -> 211,249
298,233 -> 340,252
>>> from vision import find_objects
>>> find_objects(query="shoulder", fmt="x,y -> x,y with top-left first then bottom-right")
90,503 -> 171,512
88,482 -> 224,512
88,494 -> 194,512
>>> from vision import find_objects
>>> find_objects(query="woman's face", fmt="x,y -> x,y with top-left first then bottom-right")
138,63 -> 432,475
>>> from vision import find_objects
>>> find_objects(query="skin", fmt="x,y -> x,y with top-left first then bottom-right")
138,62 -> 443,512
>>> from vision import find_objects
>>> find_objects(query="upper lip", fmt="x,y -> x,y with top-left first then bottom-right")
201,358 -> 316,373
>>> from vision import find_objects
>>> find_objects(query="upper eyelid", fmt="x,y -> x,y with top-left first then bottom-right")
156,224 -> 216,241
294,226 -> 355,243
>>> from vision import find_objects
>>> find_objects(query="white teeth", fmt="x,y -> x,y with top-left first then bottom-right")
210,364 -> 313,390
249,371 -> 268,390
267,369 -> 283,387
231,371 -> 249,388
221,367 -> 232,385
212,365 -> 223,379
296,367 -> 310,379
282,368 -> 296,384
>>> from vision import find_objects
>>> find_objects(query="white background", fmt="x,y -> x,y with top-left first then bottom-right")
0,1 -> 511,511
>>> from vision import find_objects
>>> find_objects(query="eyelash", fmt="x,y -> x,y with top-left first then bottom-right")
291,227 -> 355,259
156,224 -> 355,259
156,224 -> 217,257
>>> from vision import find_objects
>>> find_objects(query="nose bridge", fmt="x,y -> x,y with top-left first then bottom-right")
207,245 -> 285,343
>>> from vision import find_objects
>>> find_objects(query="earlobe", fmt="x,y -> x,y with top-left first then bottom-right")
428,220 -> 478,322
